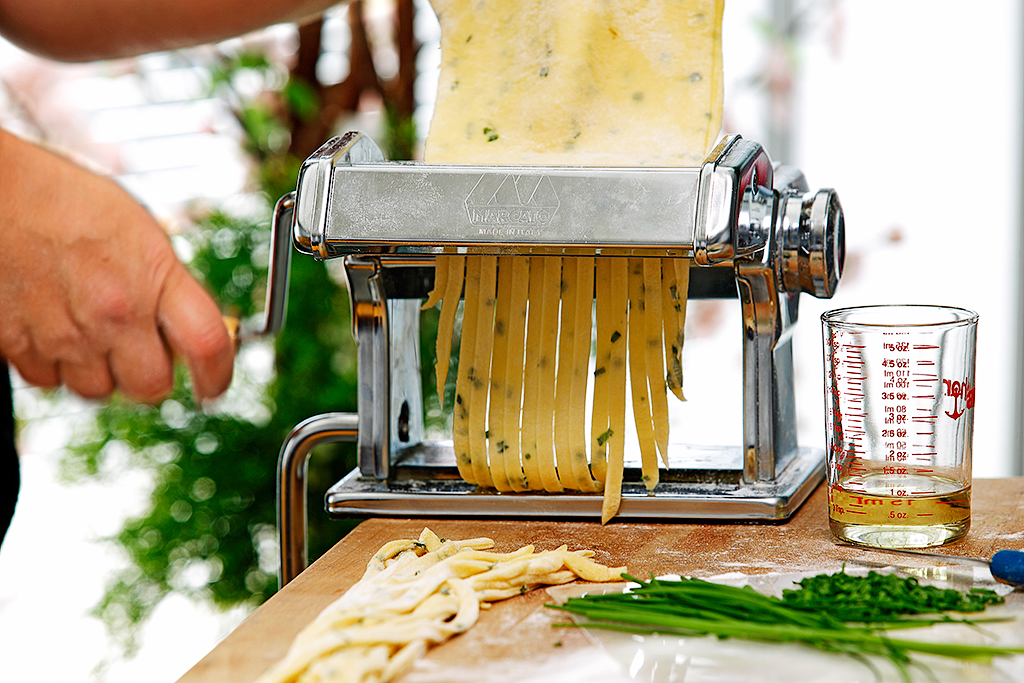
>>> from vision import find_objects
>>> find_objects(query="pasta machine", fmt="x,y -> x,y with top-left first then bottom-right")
253,131 -> 845,584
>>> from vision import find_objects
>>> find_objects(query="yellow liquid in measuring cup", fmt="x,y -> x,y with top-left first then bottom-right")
828,474 -> 970,548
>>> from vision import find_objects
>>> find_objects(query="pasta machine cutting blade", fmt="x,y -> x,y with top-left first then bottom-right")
252,131 -> 845,585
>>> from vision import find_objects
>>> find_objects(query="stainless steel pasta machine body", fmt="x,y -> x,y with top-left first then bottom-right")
261,131 -> 845,585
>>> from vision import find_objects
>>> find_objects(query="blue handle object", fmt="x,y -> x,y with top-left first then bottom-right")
989,549 -> 1024,585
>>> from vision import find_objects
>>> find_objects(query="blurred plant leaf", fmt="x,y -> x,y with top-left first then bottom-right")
57,10 -> 424,655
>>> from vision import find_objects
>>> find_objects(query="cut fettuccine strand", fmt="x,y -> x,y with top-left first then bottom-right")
255,528 -> 626,683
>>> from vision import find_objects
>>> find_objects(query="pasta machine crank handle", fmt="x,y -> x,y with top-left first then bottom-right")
236,192 -> 295,342
227,193 -> 361,587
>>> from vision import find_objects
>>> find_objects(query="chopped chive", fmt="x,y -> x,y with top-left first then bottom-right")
548,572 -> 1018,680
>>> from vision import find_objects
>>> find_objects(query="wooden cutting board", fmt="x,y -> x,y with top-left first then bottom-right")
177,478 -> 1024,683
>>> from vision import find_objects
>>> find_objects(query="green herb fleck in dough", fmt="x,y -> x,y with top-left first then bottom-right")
539,66 -> 549,77
689,72 -> 702,82
610,331 -> 621,343
594,366 -> 606,377
524,453 -> 532,460
482,126 -> 499,142
451,80 -> 459,90
596,429 -> 613,447
632,92 -> 644,102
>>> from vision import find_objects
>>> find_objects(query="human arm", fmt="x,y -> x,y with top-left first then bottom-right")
0,128 -> 234,401
0,0 -> 342,63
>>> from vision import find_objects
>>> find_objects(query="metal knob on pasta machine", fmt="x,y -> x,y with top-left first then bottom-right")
262,130 -> 845,586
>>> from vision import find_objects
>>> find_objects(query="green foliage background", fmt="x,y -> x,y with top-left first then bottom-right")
58,50 -> 435,656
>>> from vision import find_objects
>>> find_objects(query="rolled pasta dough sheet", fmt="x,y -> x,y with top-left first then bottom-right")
426,0 -> 724,166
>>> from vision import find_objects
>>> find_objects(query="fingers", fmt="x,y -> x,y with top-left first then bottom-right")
0,130 -> 235,403
107,324 -> 176,403
156,263 -> 235,401
5,272 -> 229,403
4,324 -> 174,402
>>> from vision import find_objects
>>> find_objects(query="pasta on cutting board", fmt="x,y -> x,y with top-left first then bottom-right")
255,529 -> 625,683
424,0 -> 724,522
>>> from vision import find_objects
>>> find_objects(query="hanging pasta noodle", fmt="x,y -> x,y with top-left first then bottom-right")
534,256 -> 564,493
486,255 -> 516,492
662,261 -> 687,403
450,257 -> 480,485
421,0 -> 725,518
569,256 -> 600,493
518,257 -> 547,491
643,258 -> 671,466
501,256 -> 531,492
554,257 -> 583,492
626,258 -> 659,491
428,255 -> 464,406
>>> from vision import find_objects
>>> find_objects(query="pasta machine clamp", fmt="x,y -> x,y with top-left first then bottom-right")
257,131 -> 845,586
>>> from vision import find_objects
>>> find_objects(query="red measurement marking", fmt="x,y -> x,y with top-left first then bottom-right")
917,513 -> 934,517
916,360 -> 936,366
913,344 -> 940,350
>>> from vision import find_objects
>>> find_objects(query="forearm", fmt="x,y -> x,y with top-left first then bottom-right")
0,0 -> 342,62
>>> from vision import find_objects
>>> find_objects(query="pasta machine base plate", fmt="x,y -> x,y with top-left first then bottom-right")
325,444 -> 824,521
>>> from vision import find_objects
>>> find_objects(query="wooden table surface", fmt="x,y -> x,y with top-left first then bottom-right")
177,478 -> 1024,683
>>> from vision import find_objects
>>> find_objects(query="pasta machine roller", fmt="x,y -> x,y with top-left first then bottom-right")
257,131 -> 845,584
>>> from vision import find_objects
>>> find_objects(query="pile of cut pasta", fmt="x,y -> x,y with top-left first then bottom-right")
254,528 -> 625,683
423,0 -> 725,522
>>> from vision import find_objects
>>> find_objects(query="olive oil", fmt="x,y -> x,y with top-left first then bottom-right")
829,474 -> 970,548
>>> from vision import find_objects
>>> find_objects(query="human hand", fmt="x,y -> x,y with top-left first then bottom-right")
0,130 -> 234,402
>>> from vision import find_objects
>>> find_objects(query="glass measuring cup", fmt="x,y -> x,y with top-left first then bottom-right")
822,305 -> 978,548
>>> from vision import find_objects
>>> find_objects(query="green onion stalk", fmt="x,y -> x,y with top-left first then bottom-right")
548,572 -> 1024,682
